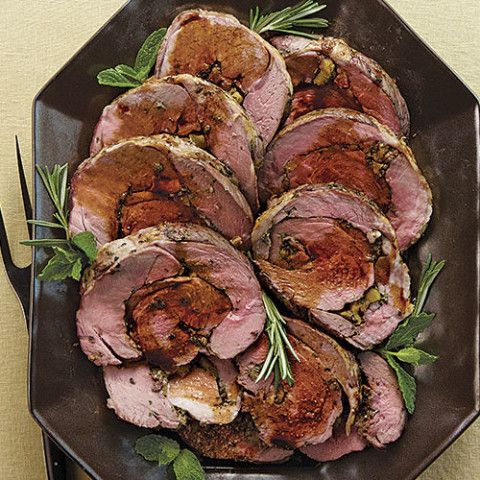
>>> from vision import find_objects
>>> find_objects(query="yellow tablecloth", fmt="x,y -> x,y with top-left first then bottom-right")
0,1 -> 478,479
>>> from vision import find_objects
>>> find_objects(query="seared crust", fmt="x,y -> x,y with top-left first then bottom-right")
179,413 -> 293,463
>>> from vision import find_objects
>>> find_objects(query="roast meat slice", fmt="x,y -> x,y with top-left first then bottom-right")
179,413 -> 293,463
69,134 -> 253,248
167,358 -> 240,424
155,10 -> 292,144
270,35 -> 409,137
258,109 -> 432,250
252,184 -> 411,349
243,336 -> 343,448
77,223 -> 264,366
286,318 -> 361,432
103,362 -> 180,429
357,352 -> 407,447
301,422 -> 367,462
90,74 -> 262,211
236,333 -> 272,395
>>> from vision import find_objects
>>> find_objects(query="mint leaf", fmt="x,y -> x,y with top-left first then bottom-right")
384,354 -> 417,414
173,449 -> 205,480
134,28 -> 166,78
72,231 -> 97,264
37,247 -> 84,281
385,312 -> 435,350
135,435 -> 180,465
114,64 -> 144,81
97,68 -> 141,88
389,347 -> 437,366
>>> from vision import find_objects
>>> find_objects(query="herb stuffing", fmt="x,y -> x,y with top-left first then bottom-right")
135,434 -> 205,480
378,254 -> 445,413
20,164 -> 97,281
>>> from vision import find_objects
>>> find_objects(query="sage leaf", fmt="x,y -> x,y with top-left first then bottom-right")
384,312 -> 435,350
414,254 -> 445,315
389,347 -> 438,366
384,354 -> 417,414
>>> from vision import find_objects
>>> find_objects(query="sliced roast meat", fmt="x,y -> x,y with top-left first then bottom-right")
357,352 -> 407,448
236,333 -> 272,395
179,413 -> 293,463
69,134 -> 253,248
90,75 -> 262,211
258,109 -> 432,250
77,223 -> 264,366
286,318 -> 361,432
167,357 -> 240,424
243,336 -> 342,448
155,10 -> 292,144
270,35 -> 409,137
103,362 -> 181,429
301,422 -> 367,462
252,184 -> 411,349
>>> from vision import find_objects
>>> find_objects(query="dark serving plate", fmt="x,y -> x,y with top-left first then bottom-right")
10,0 -> 480,479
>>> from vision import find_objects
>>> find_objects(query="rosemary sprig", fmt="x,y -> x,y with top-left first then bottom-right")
249,0 -> 328,39
256,292 -> 300,386
379,254 -> 445,413
20,164 -> 97,281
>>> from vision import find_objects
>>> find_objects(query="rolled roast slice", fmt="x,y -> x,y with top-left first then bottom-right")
302,351 -> 407,461
357,352 -> 407,447
69,134 -> 253,248
258,109 -> 432,250
286,318 -> 361,432
243,335 -> 343,449
270,35 -> 409,137
252,184 -> 411,349
90,74 -> 262,211
103,362 -> 181,429
179,413 -> 293,463
77,223 -> 264,366
166,357 -> 241,425
155,9 -> 292,144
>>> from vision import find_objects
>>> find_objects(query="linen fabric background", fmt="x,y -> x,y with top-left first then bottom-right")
0,1 -> 478,479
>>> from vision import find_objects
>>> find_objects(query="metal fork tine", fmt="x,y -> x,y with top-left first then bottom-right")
0,207 -> 15,271
16,136 -> 33,238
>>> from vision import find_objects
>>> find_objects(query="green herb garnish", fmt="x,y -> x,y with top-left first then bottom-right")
256,292 -> 300,387
379,254 -> 445,414
20,164 -> 97,281
249,0 -> 328,39
135,435 -> 205,480
97,28 -> 166,88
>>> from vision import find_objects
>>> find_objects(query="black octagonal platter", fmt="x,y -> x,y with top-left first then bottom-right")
28,1 -> 479,479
